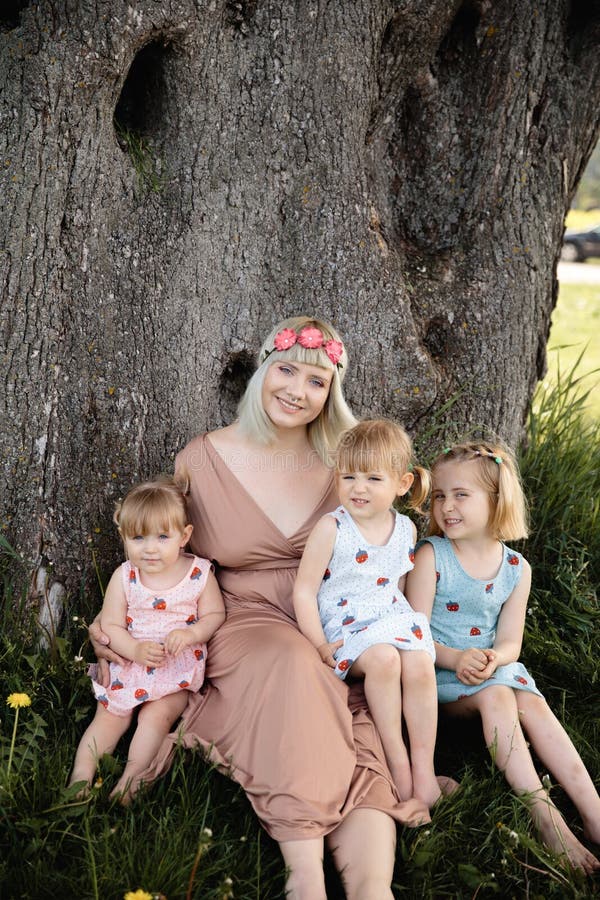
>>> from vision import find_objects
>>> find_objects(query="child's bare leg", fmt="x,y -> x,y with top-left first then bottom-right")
517,692 -> 600,847
350,644 -> 412,800
111,690 -> 188,802
69,704 -> 132,792
400,650 -> 441,808
448,686 -> 599,874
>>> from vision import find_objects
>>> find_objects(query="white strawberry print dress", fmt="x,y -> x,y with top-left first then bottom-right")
317,506 -> 435,680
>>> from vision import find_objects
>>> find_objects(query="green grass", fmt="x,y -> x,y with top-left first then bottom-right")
547,283 -> 600,420
1,375 -> 599,899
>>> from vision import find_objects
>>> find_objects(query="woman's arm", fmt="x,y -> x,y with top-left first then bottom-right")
164,570 -> 226,655
293,516 -> 341,666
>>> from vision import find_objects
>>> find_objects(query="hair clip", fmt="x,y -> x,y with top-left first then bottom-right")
442,448 -> 451,454
474,449 -> 503,464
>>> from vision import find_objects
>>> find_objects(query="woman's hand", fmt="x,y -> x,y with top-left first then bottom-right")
88,617 -> 127,687
317,640 -> 343,668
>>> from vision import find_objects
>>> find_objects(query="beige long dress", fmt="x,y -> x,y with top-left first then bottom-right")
141,433 -> 429,840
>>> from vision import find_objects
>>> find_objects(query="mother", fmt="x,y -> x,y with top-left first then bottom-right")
92,315 -> 434,899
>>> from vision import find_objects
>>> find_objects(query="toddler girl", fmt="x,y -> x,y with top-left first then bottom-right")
294,419 -> 441,808
406,442 -> 600,873
70,476 -> 225,801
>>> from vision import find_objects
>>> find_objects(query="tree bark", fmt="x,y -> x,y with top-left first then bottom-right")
1,0 -> 599,615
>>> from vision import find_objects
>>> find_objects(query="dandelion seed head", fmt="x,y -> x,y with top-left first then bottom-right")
202,827 -> 213,838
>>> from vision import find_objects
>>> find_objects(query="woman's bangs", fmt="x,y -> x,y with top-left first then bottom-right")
276,342 -> 335,372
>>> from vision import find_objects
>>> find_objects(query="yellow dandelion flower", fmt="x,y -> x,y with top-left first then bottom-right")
124,890 -> 153,900
7,693 -> 31,709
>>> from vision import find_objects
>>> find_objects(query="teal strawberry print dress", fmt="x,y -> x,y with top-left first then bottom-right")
420,536 -> 542,703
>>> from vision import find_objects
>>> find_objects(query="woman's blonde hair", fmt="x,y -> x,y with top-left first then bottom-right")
335,419 -> 430,512
114,475 -> 191,540
237,315 -> 356,463
429,441 -> 528,540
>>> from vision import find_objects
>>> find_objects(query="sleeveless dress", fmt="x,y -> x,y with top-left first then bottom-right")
318,505 -> 435,679
90,555 -> 210,716
420,536 -> 542,703
137,434 -> 430,839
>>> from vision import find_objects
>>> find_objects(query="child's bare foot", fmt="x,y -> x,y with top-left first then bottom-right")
68,771 -> 92,800
110,772 -> 146,805
582,816 -> 600,846
538,812 -> 600,875
411,767 -> 442,809
388,759 -> 413,802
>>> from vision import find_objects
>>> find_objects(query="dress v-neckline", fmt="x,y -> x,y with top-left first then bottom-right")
204,434 -> 335,542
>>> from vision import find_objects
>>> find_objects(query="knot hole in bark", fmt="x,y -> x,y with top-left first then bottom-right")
1,0 -> 30,32
567,0 -> 600,58
219,351 -> 256,422
423,317 -> 451,361
225,1 -> 258,33
114,38 -> 177,181
437,0 -> 482,63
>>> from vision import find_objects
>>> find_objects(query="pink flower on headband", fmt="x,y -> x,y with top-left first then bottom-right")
324,339 -> 343,366
273,328 -> 298,351
298,326 -> 324,349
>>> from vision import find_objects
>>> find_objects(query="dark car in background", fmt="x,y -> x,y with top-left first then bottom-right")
561,224 -> 600,262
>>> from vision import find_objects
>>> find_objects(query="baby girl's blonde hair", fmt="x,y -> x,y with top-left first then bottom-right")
114,474 -> 191,540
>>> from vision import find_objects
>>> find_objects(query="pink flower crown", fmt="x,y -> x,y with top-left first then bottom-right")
263,326 -> 344,368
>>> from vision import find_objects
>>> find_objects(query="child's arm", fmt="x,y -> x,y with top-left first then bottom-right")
99,569 -> 166,668
406,543 -> 487,676
164,570 -> 226,656
293,516 -> 341,667
405,542 -> 437,619
397,521 -> 419,595
486,558 -> 531,669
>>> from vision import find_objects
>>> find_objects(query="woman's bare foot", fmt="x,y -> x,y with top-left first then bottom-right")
436,774 -> 461,797
538,810 -> 600,875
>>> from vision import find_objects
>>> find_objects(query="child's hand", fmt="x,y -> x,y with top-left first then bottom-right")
318,640 -> 344,668
456,648 -> 493,684
164,628 -> 194,656
133,640 -> 166,667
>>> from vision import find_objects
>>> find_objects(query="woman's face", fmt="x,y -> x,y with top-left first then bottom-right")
261,360 -> 333,430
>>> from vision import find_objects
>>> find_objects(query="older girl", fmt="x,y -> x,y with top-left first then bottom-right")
407,442 -> 600,874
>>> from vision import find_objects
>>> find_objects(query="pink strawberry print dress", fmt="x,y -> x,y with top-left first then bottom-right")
317,506 -> 435,679
421,536 -> 542,702
91,554 -> 210,716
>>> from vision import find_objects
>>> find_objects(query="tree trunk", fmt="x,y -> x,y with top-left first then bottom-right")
1,0 -> 599,617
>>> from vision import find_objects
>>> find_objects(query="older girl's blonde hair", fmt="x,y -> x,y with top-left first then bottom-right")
335,419 -> 430,512
114,475 -> 191,540
237,315 -> 356,463
429,441 -> 528,540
